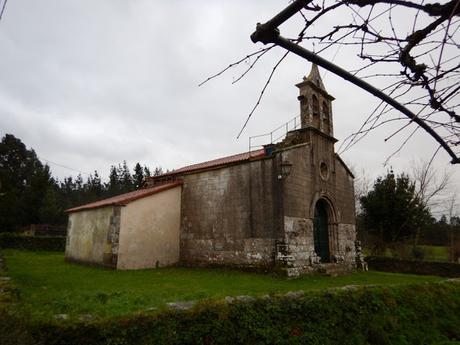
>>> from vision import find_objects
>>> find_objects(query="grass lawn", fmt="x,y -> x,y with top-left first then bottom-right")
2,249 -> 445,320
382,245 -> 450,261
419,245 -> 450,262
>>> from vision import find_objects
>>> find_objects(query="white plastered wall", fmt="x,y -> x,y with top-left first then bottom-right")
117,185 -> 181,269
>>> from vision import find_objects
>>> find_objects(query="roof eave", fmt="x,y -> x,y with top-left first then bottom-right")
145,151 -> 267,183
66,181 -> 183,214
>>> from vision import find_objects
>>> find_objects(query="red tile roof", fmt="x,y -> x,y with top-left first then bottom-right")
147,149 -> 266,181
66,181 -> 182,214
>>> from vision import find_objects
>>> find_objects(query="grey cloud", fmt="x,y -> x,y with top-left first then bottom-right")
0,0 -> 458,203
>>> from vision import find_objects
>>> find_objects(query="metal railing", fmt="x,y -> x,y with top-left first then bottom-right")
249,114 -> 301,152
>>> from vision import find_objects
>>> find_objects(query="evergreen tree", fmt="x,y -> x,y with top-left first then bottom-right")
73,174 -> 85,205
439,215 -> 448,225
0,133 -> 169,229
360,171 -> 431,252
133,163 -> 144,188
39,183 -> 62,224
23,164 -> 54,224
84,171 -> 103,203
120,161 -> 133,192
107,165 -> 121,196
90,170 -> 103,198
0,134 -> 57,230
59,176 -> 76,211
153,166 -> 164,176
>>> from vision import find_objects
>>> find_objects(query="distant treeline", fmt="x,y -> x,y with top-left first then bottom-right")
0,134 -> 164,230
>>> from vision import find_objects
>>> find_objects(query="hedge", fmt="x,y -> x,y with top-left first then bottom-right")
0,233 -> 65,252
1,281 -> 460,345
366,256 -> 460,277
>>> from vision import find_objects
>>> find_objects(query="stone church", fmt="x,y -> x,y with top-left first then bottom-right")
65,64 -> 357,277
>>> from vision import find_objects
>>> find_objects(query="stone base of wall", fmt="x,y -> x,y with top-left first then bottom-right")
337,223 -> 356,264
179,219 -> 357,278
277,217 -> 357,277
180,238 -> 277,270
283,262 -> 356,277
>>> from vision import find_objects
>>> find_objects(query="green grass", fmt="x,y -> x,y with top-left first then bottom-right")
382,244 -> 450,261
2,249 -> 444,320
419,245 -> 450,261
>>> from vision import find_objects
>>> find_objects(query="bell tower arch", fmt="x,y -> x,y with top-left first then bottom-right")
296,64 -> 335,137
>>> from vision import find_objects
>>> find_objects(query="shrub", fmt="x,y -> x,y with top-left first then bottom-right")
0,233 -> 65,252
454,240 -> 460,263
366,256 -> 460,277
1,282 -> 460,345
410,246 -> 426,261
389,242 -> 412,259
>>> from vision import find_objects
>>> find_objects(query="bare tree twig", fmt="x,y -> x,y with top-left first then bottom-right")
198,46 -> 275,87
0,0 -> 8,22
236,50 -> 290,139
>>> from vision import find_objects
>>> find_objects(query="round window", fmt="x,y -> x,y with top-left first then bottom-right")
320,162 -> 329,180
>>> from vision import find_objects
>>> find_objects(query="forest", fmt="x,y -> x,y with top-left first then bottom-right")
0,133 -> 163,230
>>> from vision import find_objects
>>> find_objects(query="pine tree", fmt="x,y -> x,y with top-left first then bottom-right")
107,165 -> 120,196
84,170 -> 103,203
133,163 -> 144,189
153,166 -> 163,176
39,184 -> 62,224
120,161 -> 133,192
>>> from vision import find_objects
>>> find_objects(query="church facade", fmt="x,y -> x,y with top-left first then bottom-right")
65,65 -> 357,277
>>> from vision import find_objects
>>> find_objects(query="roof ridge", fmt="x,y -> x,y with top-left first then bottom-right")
176,148 -> 265,171
66,181 -> 182,213
147,148 -> 266,180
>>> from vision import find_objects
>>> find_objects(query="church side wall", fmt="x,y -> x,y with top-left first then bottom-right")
117,186 -> 181,270
179,158 -> 280,269
65,206 -> 115,266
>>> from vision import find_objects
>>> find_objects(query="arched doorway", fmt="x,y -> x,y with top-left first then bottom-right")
314,199 -> 330,262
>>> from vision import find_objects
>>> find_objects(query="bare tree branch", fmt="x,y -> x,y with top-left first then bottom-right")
201,0 -> 460,163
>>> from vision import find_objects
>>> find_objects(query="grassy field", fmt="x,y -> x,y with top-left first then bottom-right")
419,245 -> 450,261
381,244 -> 450,261
2,249 -> 445,320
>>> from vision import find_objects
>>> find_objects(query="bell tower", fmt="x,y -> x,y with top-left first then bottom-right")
296,64 -> 335,137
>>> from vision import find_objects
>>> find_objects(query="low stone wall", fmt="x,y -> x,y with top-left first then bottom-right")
0,233 -> 66,252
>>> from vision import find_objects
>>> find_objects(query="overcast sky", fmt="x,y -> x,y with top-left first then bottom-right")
0,1 -> 458,215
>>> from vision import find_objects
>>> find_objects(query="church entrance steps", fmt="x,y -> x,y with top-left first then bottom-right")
314,263 -> 353,276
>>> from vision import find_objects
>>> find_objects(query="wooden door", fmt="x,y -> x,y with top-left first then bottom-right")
314,200 -> 330,262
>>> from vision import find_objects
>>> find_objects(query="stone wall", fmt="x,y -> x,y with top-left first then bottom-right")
337,224 -> 356,266
179,158 -> 282,269
178,135 -> 356,276
275,130 -> 356,276
280,216 -> 317,276
174,125 -> 356,276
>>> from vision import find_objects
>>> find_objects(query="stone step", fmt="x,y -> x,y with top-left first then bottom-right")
315,263 -> 351,276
